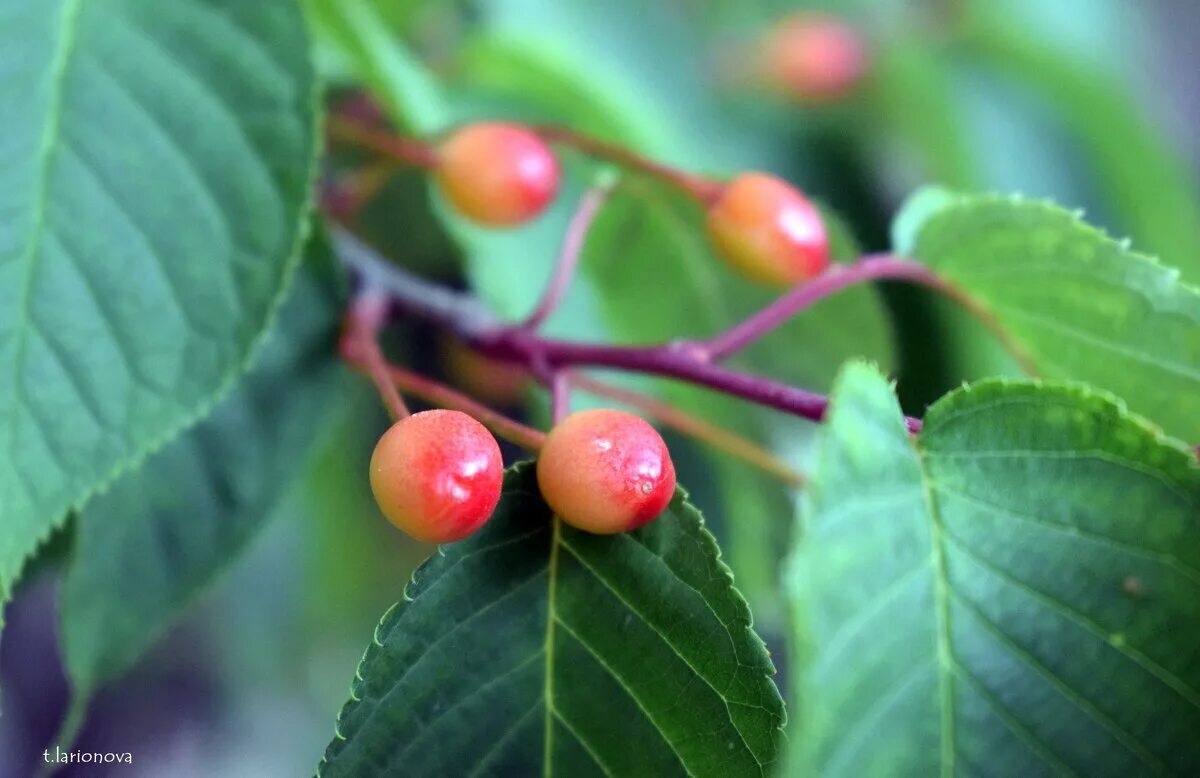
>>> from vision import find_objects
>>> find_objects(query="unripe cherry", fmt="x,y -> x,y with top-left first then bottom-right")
537,409 -> 676,535
370,410 -> 504,544
435,122 -> 560,227
706,172 -> 829,286
762,14 -> 867,103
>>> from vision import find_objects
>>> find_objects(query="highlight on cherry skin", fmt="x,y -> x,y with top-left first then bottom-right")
761,12 -> 868,102
434,121 -> 561,227
369,410 -> 504,544
706,172 -> 830,286
537,408 -> 677,535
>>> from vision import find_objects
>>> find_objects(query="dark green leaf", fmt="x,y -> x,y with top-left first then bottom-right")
788,362 -> 1200,776
60,236 -> 348,699
0,0 -> 318,620
896,190 -> 1200,441
320,464 -> 785,777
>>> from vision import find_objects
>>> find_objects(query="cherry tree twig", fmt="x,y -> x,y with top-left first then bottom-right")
333,228 -> 925,433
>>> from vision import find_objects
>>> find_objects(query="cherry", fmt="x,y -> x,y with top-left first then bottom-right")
369,410 -> 504,544
435,122 -> 560,227
536,409 -> 676,534
762,13 -> 867,103
706,172 -> 830,286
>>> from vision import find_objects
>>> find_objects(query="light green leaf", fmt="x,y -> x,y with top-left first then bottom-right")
963,14 -> 1200,283
895,190 -> 1200,442
789,362 -> 1200,776
60,236 -> 348,701
319,464 -> 785,777
0,0 -> 318,622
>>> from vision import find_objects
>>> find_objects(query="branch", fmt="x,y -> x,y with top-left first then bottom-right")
334,230 -> 921,432
332,228 -> 500,338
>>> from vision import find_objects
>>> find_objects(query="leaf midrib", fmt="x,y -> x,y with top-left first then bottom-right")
542,516 -> 561,778
911,437 -> 955,778
5,0 -> 83,513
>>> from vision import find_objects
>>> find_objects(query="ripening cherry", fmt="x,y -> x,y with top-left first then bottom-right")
537,409 -> 676,534
706,172 -> 829,286
435,122 -> 560,227
762,13 -> 867,103
369,410 -> 504,544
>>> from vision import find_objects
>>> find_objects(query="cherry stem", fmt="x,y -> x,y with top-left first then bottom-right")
569,371 -> 806,488
323,159 -> 402,222
341,326 -> 547,451
531,125 -> 724,205
700,254 -> 1040,375
344,293 -> 410,421
519,176 -> 616,332
326,116 -> 439,169
551,372 -> 572,424
326,116 -> 723,206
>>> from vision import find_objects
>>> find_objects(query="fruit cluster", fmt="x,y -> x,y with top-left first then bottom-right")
361,13 -> 870,544
370,408 -> 676,543
433,122 -> 830,287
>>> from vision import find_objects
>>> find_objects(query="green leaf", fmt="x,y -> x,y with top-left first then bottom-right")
319,464 -> 785,777
895,190 -> 1200,442
963,14 -> 1200,283
788,362 -> 1200,776
0,0 -> 318,622
60,236 -> 348,701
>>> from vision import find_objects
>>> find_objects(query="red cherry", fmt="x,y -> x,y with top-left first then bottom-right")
763,14 -> 868,103
706,172 -> 830,286
369,410 -> 503,544
435,122 -> 560,227
536,409 -> 676,534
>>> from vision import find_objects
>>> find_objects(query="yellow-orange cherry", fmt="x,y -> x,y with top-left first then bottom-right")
537,409 -> 676,535
706,172 -> 830,286
762,13 -> 868,103
370,410 -> 503,544
435,122 -> 560,227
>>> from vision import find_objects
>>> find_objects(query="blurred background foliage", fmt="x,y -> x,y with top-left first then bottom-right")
4,0 -> 1199,774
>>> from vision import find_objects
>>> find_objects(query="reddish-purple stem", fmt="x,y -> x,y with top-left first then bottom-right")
333,228 -> 925,433
519,180 -> 615,332
702,255 -> 946,360
551,371 -> 572,423
699,254 -> 1039,380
